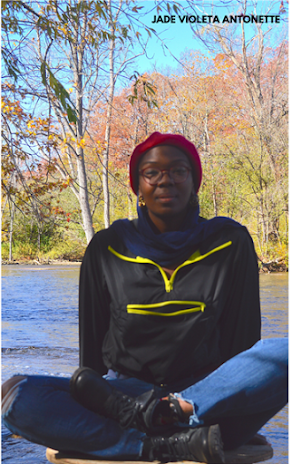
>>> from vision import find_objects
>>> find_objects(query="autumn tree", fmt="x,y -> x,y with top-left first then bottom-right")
3,0 -> 185,242
94,40 -> 287,262
3,1 -> 125,242
87,73 -> 158,222
1,82 -> 72,260
174,0 -> 289,253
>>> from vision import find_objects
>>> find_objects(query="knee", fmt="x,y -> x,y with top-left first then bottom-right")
2,376 -> 27,398
2,376 -> 27,412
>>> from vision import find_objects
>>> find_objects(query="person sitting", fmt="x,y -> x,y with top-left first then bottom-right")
2,132 -> 288,464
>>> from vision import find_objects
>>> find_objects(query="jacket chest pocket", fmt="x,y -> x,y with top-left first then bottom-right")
127,300 -> 206,316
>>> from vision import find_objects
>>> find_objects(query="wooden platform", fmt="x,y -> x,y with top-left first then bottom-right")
46,444 -> 273,464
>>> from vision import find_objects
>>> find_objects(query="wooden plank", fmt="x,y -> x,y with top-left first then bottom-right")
46,444 -> 273,464
46,449 -> 162,464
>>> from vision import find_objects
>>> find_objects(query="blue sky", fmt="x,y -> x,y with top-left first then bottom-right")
132,1 -> 287,73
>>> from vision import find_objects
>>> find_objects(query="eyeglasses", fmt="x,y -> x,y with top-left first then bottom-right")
139,166 -> 191,185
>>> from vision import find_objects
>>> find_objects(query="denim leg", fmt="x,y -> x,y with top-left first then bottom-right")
2,375 -> 145,459
178,338 -> 288,447
3,339 -> 287,455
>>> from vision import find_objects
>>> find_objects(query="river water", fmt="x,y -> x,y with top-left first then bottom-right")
1,266 -> 288,464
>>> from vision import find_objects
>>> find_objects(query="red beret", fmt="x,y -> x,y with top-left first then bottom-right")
129,132 -> 202,195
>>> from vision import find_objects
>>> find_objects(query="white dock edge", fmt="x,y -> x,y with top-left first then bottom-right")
46,443 -> 273,464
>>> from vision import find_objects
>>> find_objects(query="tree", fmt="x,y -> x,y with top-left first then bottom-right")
2,1 -> 137,242
2,0 -> 181,242
181,0 -> 288,251
3,0 -> 287,263
91,38 -> 287,261
1,82 -> 72,260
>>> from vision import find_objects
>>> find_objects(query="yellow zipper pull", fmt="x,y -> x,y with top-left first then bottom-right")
165,280 -> 172,293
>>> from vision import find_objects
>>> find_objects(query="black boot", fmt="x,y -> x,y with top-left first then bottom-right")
70,367 -> 186,433
142,425 -> 225,463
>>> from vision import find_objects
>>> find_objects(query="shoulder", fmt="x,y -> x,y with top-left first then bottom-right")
85,220 -> 136,256
199,216 -> 256,254
80,226 -> 122,275
84,226 -> 118,257
88,226 -> 117,246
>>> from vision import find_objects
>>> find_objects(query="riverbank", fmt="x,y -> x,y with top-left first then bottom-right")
2,259 -> 82,266
257,257 -> 288,273
2,258 -> 288,272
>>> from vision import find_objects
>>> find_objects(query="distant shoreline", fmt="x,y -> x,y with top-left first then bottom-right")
2,259 -> 82,266
2,259 -> 287,272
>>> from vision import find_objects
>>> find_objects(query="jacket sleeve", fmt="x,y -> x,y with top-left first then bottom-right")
78,234 -> 111,374
218,228 -> 261,362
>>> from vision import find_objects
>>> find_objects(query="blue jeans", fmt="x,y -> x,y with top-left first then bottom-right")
2,338 -> 288,458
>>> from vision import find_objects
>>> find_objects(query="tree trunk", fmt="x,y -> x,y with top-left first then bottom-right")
76,152 -> 95,243
103,3 -> 115,228
103,138 -> 110,228
9,201 -> 15,262
211,171 -> 218,217
256,212 -> 262,257
127,186 -> 134,220
74,12 -> 95,243
260,196 -> 267,247
37,227 -> 41,254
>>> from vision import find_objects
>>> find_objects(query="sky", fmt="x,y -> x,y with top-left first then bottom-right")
130,0 -> 287,74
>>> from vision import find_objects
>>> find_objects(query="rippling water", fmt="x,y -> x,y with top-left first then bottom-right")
1,266 -> 288,464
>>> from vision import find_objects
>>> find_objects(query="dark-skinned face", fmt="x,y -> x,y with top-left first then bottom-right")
138,145 -> 194,232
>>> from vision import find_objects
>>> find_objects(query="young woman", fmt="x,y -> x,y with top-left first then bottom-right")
2,132 -> 287,464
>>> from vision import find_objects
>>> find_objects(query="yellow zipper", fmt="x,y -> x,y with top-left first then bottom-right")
168,241 -> 232,290
127,300 -> 205,316
108,246 -> 172,291
108,241 -> 232,293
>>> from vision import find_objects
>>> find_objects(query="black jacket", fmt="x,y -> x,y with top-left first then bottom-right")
79,221 -> 261,385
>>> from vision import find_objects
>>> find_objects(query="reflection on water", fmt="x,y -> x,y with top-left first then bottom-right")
258,274 -> 288,464
2,266 -> 79,351
260,274 -> 288,339
1,266 -> 288,464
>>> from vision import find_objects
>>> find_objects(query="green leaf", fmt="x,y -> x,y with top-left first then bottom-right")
62,12 -> 69,22
95,3 -> 107,20
66,106 -> 76,123
2,49 -> 21,81
173,4 -> 180,14
40,61 -> 77,124
40,61 -> 47,86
